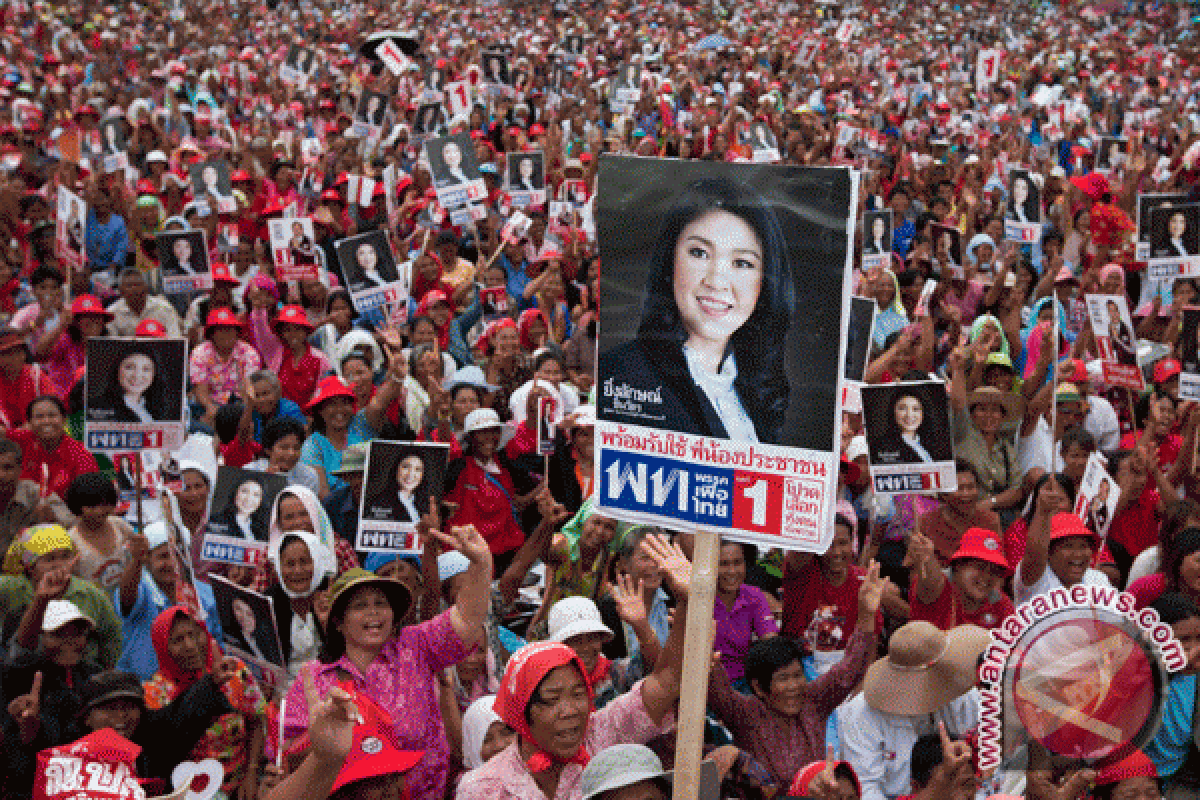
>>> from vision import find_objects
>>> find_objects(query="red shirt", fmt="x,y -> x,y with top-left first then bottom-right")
0,365 -> 60,430
8,428 -> 98,499
909,578 -> 1014,631
444,457 -> 525,555
1119,430 -> 1182,469
781,560 -> 878,650
1106,481 -> 1162,561
220,438 -> 261,468
277,347 -> 326,408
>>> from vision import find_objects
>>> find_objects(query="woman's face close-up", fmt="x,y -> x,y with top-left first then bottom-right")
234,480 -> 263,515
279,538 -> 315,595
396,455 -> 424,493
526,664 -> 591,760
339,586 -> 394,650
232,598 -> 256,634
1171,212 -> 1188,239
672,209 -> 764,351
118,353 -> 156,396
443,143 -> 462,169
893,394 -> 923,435
356,243 -> 378,271
278,494 -> 315,533
872,217 -> 885,239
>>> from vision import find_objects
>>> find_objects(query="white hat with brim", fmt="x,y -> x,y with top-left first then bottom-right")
863,622 -> 990,716
42,600 -> 95,633
548,596 -> 613,643
581,744 -> 672,800
460,407 -> 515,448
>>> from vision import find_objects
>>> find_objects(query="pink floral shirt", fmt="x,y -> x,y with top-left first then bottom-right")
456,680 -> 672,800
282,610 -> 469,800
188,340 -> 263,405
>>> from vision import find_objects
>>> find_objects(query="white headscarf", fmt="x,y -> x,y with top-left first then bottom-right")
267,530 -> 336,599
461,695 -> 503,770
333,329 -> 384,376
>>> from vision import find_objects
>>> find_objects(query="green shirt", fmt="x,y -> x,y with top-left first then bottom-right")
952,409 -> 1023,496
0,574 -> 124,669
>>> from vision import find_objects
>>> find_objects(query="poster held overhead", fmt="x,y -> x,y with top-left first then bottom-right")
860,381 -> 958,495
357,441 -> 449,554
594,156 -> 855,553
84,337 -> 187,452
1085,293 -> 1144,390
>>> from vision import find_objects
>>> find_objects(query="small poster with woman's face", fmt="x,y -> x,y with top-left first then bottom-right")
1085,293 -> 1145,390
358,441 -> 450,553
355,90 -> 389,133
1136,193 -> 1190,261
506,150 -> 546,208
84,337 -> 187,453
281,45 -> 316,86
268,217 -> 320,282
1004,168 -> 1042,243
335,229 -> 405,315
189,160 -> 236,215
413,102 -> 444,136
99,117 -> 128,172
55,186 -> 86,272
1148,203 -> 1200,271
202,467 -> 289,565
860,381 -> 957,495
424,132 -> 487,209
743,121 -> 780,164
860,210 -> 891,270
156,229 -> 213,293
609,63 -> 642,112
1096,137 -> 1128,174
1073,452 -> 1119,540
932,223 -> 964,277
209,575 -> 285,669
537,395 -> 558,455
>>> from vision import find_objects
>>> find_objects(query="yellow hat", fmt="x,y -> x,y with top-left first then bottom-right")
2,524 -> 74,575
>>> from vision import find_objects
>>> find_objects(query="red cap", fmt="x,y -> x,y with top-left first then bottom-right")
230,169 -> 251,182
305,375 -> 356,412
579,152 -> 593,162
1154,357 -> 1182,384
948,527 -> 1011,574
204,307 -> 243,331
272,304 -> 316,333
330,692 -> 422,793
1095,750 -> 1157,786
1062,358 -> 1088,383
321,188 -> 344,203
135,318 -> 168,338
1049,512 -> 1100,544
70,295 -> 113,320
211,263 -> 240,286
74,104 -> 99,117
529,123 -> 545,135
261,197 -> 287,215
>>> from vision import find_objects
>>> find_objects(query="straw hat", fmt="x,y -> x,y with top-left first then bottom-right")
966,386 -> 1022,425
863,622 -> 990,716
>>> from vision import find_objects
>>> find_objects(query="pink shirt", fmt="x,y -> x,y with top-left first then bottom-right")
188,340 -> 263,405
456,680 -> 671,800
282,610 -> 469,800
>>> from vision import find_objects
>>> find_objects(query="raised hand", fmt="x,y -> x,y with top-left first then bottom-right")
36,554 -> 78,601
7,671 -> 42,744
857,560 -> 892,616
213,655 -> 241,685
640,533 -> 692,598
805,747 -> 843,800
301,670 -> 361,768
612,572 -> 648,628
427,525 -> 492,568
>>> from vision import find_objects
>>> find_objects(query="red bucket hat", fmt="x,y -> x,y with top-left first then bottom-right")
1049,512 -> 1100,544
272,304 -> 316,333
135,318 -> 168,338
204,307 -> 243,335
70,295 -> 113,320
305,375 -> 356,413
948,527 -> 1011,574
210,264 -> 240,286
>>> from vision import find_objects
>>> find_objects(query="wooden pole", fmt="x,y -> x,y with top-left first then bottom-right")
672,531 -> 719,800
134,452 -> 144,534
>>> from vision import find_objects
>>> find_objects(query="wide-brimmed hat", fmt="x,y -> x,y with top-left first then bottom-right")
1049,511 -> 1100,544
81,670 -> 146,712
863,622 -> 990,715
324,569 -> 414,659
460,407 -> 516,448
203,307 -> 243,335
966,386 -> 1022,425
443,365 -> 498,393
581,744 -> 672,800
70,294 -> 113,320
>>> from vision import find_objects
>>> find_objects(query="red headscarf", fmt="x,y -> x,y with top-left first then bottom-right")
517,308 -> 549,352
494,642 -> 592,773
479,317 -> 517,354
150,605 -> 216,700
415,289 -> 452,349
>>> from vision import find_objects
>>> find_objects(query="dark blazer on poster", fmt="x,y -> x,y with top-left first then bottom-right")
872,432 -> 932,465
267,582 -> 324,669
88,397 -> 153,424
208,507 -> 268,542
599,338 -> 783,444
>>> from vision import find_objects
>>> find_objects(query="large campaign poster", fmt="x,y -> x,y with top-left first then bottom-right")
84,338 -> 188,452
594,157 -> 855,553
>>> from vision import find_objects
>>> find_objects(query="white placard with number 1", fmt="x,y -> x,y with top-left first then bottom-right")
444,81 -> 472,118
976,48 -> 1000,91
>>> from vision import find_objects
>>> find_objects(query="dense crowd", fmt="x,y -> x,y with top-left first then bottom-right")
0,0 -> 1197,798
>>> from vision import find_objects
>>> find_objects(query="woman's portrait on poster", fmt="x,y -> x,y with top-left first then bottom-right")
598,177 -> 795,444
